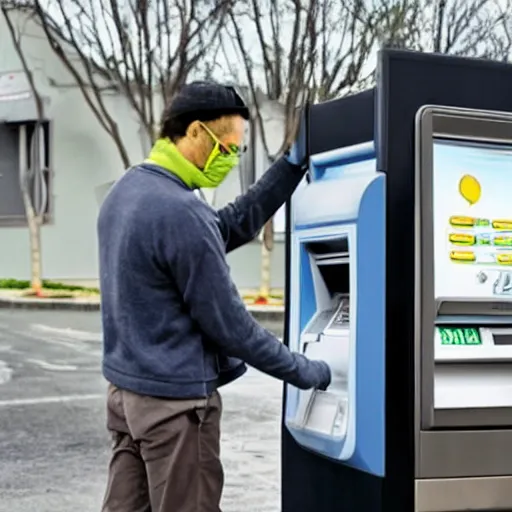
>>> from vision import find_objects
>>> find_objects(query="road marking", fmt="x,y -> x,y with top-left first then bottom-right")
31,324 -> 102,342
4,326 -> 102,357
0,360 -> 12,384
0,393 -> 103,408
26,359 -> 78,371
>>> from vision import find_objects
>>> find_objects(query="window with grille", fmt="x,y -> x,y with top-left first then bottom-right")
0,120 -> 51,226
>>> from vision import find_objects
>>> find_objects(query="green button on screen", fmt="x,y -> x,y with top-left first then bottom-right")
439,327 -> 482,346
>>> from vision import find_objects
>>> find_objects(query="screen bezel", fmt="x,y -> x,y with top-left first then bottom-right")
415,106 -> 512,430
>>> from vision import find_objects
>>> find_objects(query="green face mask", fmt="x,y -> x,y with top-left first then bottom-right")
145,125 -> 241,189
201,141 -> 240,188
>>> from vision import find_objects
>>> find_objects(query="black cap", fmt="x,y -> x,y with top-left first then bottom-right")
167,81 -> 250,120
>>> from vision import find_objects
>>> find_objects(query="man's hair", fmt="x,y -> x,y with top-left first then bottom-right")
160,109 -> 240,142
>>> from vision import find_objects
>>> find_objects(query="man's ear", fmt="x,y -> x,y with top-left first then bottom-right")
187,120 -> 201,139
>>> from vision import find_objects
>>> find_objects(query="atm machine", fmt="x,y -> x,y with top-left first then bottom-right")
415,106 -> 512,510
281,50 -> 512,512
281,90 -> 387,511
284,138 -> 385,471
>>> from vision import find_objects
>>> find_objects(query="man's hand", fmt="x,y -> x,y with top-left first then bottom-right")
314,360 -> 332,391
284,104 -> 309,168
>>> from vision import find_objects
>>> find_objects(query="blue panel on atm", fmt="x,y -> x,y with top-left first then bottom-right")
285,141 -> 386,477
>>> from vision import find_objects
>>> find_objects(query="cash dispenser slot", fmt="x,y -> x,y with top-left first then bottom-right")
438,300 -> 512,316
432,322 -> 512,428
292,235 -> 352,439
307,237 -> 350,264
300,237 -> 350,345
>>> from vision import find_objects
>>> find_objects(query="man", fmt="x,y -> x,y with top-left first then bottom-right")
98,82 -> 331,512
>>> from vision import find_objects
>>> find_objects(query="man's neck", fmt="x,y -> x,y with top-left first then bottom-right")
175,139 -> 199,168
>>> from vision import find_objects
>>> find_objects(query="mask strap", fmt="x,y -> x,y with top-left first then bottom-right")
203,142 -> 221,171
199,122 -> 233,155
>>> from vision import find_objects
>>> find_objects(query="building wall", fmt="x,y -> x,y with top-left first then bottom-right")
227,241 -> 285,290
0,11 -> 287,290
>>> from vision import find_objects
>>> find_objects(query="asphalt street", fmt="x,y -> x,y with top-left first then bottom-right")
0,310 -> 284,512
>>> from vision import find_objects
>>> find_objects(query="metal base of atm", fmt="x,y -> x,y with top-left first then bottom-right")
415,476 -> 512,511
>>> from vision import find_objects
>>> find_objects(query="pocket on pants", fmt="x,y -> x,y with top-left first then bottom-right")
106,384 -> 126,432
196,393 -> 224,509
191,397 -> 209,425
192,392 -> 221,425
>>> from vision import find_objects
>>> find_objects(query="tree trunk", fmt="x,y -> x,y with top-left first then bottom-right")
434,0 -> 447,52
19,121 -> 45,297
257,218 -> 274,303
20,172 -> 42,295
258,244 -> 271,300
3,8 -> 44,296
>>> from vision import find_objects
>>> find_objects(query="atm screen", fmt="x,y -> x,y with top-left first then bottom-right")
433,139 -> 512,300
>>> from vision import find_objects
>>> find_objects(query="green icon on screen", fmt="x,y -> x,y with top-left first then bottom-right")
439,327 -> 482,345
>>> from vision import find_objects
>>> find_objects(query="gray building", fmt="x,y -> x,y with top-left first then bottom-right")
0,10 -> 286,292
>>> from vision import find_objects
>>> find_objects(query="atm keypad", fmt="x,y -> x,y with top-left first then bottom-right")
330,299 -> 350,328
332,308 -> 348,326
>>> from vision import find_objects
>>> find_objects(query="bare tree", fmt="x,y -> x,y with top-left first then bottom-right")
483,0 -> 512,61
24,0 -> 231,168
379,0 -> 509,58
225,0 -> 414,303
1,5 -> 45,296
429,0 -> 508,56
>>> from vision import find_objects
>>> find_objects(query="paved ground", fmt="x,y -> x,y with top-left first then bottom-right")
0,310 -> 284,512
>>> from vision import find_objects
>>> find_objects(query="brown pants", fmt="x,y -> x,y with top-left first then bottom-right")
101,384 -> 224,512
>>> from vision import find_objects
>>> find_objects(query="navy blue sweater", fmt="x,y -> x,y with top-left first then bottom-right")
98,158 -> 331,398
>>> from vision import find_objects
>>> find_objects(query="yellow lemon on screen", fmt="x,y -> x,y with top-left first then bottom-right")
459,174 -> 481,206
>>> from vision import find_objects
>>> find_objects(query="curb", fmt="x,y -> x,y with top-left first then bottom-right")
0,296 -> 100,312
0,297 -> 285,323
246,305 -> 285,323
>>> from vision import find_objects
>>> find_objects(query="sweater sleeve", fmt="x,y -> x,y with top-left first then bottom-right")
216,157 -> 306,253
168,210 -> 330,390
